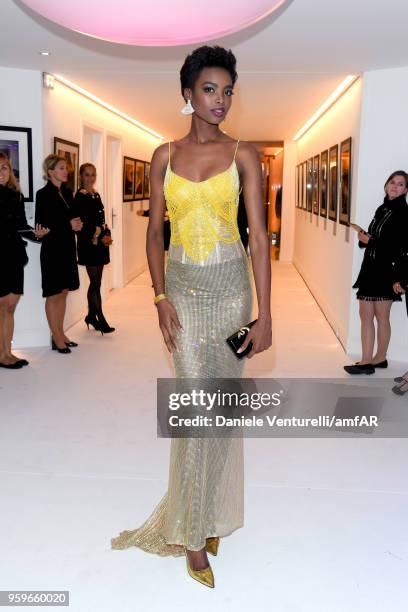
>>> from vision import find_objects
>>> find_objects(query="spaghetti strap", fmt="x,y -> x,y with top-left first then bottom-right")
233,139 -> 240,161
168,141 -> 171,168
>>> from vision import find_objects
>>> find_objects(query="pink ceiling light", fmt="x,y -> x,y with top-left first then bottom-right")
21,0 -> 287,46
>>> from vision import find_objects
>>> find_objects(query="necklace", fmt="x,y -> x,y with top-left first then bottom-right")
58,190 -> 69,208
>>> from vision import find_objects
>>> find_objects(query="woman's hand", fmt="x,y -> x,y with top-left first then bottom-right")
237,316 -> 272,359
70,216 -> 83,231
33,223 -> 50,238
393,281 -> 406,294
156,299 -> 183,352
358,230 -> 371,244
101,235 -> 113,246
92,226 -> 102,245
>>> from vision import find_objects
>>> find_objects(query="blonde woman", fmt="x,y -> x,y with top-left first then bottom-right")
72,163 -> 114,334
0,153 -> 47,368
35,155 -> 83,353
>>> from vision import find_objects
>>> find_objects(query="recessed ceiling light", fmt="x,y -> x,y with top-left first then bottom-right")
39,51 -> 50,56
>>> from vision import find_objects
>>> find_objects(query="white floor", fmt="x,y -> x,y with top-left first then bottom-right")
0,262 -> 407,611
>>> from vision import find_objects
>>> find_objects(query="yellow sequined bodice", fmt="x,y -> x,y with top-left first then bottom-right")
163,140 -> 242,263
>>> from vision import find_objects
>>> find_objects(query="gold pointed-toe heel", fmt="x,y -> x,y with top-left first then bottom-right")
185,548 -> 215,588
205,537 -> 220,556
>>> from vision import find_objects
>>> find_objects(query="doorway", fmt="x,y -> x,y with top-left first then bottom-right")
105,134 -> 123,289
252,141 -> 284,260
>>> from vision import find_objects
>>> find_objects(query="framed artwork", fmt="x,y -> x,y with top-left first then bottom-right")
54,137 -> 79,193
295,165 -> 299,207
312,154 -> 320,215
339,137 -> 352,226
143,161 -> 150,199
319,150 -> 328,218
302,161 -> 307,209
0,125 -> 33,201
123,156 -> 135,201
328,145 -> 338,221
306,158 -> 313,212
134,160 -> 145,200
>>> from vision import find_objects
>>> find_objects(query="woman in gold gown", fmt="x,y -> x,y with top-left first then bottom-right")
111,45 -> 272,588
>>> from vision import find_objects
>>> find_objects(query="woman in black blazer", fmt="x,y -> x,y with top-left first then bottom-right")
72,163 -> 114,334
0,153 -> 46,368
35,154 -> 83,353
344,170 -> 408,374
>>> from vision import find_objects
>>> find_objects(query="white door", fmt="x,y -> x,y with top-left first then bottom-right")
105,135 -> 123,289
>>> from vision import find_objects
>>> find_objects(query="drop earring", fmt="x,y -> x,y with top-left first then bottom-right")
181,98 -> 194,115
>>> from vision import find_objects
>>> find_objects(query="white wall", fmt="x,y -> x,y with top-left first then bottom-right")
347,66 -> 408,360
280,140 -> 297,262
42,79 -> 159,330
0,67 -> 49,348
293,78 -> 363,348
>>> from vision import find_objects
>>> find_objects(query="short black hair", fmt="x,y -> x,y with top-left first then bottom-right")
180,45 -> 238,99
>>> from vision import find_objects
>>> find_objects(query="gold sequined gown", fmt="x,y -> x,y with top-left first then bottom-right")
111,140 -> 253,555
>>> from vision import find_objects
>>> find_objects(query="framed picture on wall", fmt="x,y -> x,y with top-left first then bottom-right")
295,165 -> 299,207
0,125 -> 33,201
306,158 -> 313,212
312,154 -> 320,215
320,150 -> 328,218
328,144 -> 338,221
339,137 -> 352,226
54,137 -> 79,193
123,156 -> 135,201
302,161 -> 307,209
143,161 -> 150,199
134,160 -> 145,200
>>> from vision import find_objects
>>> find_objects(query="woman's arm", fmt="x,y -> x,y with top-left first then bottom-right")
236,142 -> 272,358
146,144 -> 182,352
34,188 -> 55,235
14,191 -> 41,242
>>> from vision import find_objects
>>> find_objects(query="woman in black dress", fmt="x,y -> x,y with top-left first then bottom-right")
344,170 -> 408,374
0,153 -> 47,368
72,163 -> 114,334
35,154 -> 83,354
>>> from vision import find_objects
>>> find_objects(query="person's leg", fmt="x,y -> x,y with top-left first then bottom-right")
359,299 -> 375,363
86,265 -> 103,320
0,295 -> 14,364
373,300 -> 393,363
57,290 -> 71,343
3,294 -> 21,362
45,292 -> 66,348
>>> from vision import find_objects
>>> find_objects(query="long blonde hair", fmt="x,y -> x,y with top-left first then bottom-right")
0,152 -> 20,191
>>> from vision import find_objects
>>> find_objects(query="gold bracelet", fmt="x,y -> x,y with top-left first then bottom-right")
154,293 -> 167,305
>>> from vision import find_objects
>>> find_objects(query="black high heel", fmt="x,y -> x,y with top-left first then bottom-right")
65,340 -> 78,348
85,315 -> 102,332
98,320 -> 115,334
51,338 -> 71,354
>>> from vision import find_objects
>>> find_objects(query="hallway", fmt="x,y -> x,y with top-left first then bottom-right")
0,262 -> 406,610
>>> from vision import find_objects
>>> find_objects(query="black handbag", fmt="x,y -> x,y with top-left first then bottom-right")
226,319 -> 257,359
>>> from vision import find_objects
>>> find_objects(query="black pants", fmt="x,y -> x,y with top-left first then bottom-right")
86,265 -> 105,321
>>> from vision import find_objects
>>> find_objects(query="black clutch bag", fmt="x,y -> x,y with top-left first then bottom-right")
226,319 -> 257,359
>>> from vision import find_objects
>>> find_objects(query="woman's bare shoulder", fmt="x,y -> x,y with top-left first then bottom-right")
236,141 -> 260,170
151,142 -> 171,172
236,140 -> 258,156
